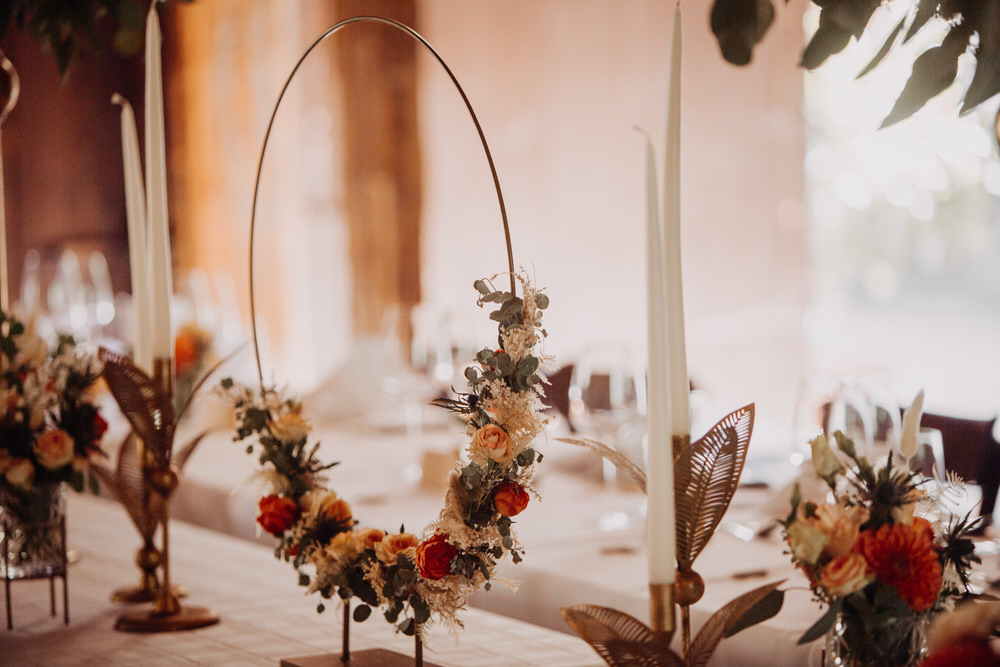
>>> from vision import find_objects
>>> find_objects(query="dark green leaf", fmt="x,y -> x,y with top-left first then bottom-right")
398,617 -> 415,636
798,600 -> 842,644
904,0 -> 941,43
353,604 -> 372,622
710,0 -> 775,66
856,14 -> 907,79
723,589 -> 784,637
961,4 -> 1000,114
881,21 -> 974,127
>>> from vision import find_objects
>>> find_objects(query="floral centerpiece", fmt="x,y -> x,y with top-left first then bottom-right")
220,274 -> 549,635
0,309 -> 106,575
782,431 -> 980,666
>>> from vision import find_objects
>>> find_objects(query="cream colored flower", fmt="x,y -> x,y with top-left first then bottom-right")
787,520 -> 828,565
811,503 -> 868,559
34,429 -> 75,470
269,412 -> 310,443
819,553 -> 873,597
809,434 -> 843,478
5,458 -> 35,488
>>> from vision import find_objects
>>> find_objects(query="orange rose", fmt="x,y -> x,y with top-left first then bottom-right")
356,527 -> 386,550
473,424 -> 513,463
375,532 -> 419,565
318,495 -> 352,526
257,494 -> 298,536
415,533 -> 458,580
494,480 -> 530,517
34,429 -> 75,470
819,553 -> 873,597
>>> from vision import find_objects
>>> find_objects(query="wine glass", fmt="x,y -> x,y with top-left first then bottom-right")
791,371 -> 874,467
568,342 -> 646,491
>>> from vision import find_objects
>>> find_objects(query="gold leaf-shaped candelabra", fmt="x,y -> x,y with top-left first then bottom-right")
561,404 -> 786,666
99,348 -> 218,631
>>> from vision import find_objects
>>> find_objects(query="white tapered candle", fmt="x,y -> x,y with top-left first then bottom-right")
113,94 -> 151,373
145,3 -> 173,363
663,3 -> 688,437
645,139 -> 676,586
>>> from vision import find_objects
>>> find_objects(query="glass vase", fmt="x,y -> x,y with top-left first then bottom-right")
0,482 -> 67,579
824,609 -> 928,667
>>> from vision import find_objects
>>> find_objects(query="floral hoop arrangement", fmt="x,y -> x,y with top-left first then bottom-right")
221,274 -> 549,634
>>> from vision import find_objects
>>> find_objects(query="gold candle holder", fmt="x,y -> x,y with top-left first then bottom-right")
563,405 -> 771,667
99,351 -> 219,632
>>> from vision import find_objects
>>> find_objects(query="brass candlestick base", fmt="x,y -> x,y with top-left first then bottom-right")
100,352 -> 220,633
115,604 -> 218,632
563,405 -> 785,666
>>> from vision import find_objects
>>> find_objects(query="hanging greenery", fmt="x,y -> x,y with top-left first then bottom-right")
0,0 -> 190,76
710,0 -> 1000,126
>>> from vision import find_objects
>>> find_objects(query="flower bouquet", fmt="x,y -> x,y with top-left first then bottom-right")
0,310 -> 106,575
783,432 -> 980,667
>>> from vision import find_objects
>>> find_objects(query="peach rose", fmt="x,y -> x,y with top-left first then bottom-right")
269,412 -> 310,444
5,458 -> 35,488
473,424 -> 513,463
324,530 -> 361,560
34,429 -> 75,470
820,553 -> 873,597
356,527 -> 386,550
810,503 -> 869,559
375,532 -> 419,565
494,481 -> 530,517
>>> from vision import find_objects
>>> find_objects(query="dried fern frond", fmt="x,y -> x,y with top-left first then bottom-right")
558,436 -> 647,491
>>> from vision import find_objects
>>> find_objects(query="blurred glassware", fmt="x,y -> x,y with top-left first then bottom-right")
568,342 -> 646,490
791,371 -> 874,466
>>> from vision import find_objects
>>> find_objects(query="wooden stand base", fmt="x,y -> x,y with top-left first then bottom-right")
280,649 -> 443,667
114,604 -> 219,632
111,584 -> 186,604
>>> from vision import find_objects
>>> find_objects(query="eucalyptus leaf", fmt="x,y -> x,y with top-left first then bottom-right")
798,600 -> 842,644
353,604 -> 372,622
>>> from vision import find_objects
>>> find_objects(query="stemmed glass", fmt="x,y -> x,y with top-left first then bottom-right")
791,371 -> 874,467
568,342 -> 646,529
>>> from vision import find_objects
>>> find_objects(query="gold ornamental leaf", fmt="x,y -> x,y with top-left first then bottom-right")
560,605 -> 683,667
688,580 -> 785,667
99,347 -> 175,465
674,404 -> 754,570
174,431 -> 208,471
92,432 -> 161,540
